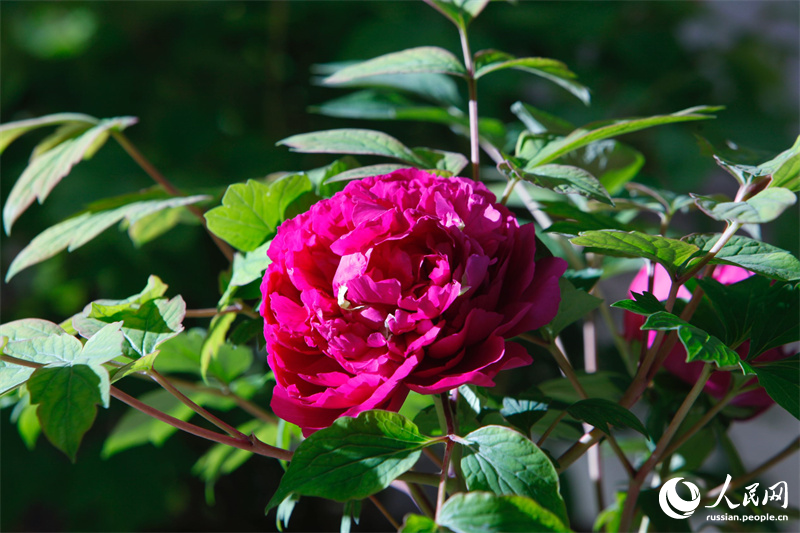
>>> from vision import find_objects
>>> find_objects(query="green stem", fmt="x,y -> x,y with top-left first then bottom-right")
618,364 -> 713,532
457,25 -> 480,181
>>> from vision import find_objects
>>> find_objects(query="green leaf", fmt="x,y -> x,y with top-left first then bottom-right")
340,500 -> 361,533
265,410 -> 435,510
193,419 -> 276,504
693,188 -> 796,224
16,402 -> 42,450
275,493 -> 301,532
311,90 -> 460,125
460,426 -> 568,524
278,129 -> 426,166
313,62 -> 462,107
426,0 -> 490,29
154,328 -> 253,385
539,201 -> 627,236
500,397 -> 550,434
5,193 -> 208,281
695,276 -> 766,347
0,361 -> 34,396
561,140 -> 645,195
437,492 -> 570,533
566,398 -> 648,437
747,282 -> 799,358
327,164 -> 410,184
400,514 -> 439,533
3,116 -> 137,233
641,311 -> 740,367
77,321 -> 125,365
683,234 -> 800,282
539,372 -> 629,404
510,102 -> 574,135
475,50 -> 589,105
522,106 -> 720,169
3,332 -> 84,365
611,291 -> 667,316
412,147 -> 469,175
30,121 -> 94,160
323,47 -> 465,85
126,205 -> 198,247
205,175 -> 311,252
77,296 -> 185,358
762,135 -> 800,191
0,112 -> 98,155
523,164 -> 613,205
102,389 -> 193,457
200,313 -> 237,383
546,278 -> 603,336
27,364 -> 102,461
219,240 -> 272,306
0,318 -> 65,342
570,230 -> 700,275
751,355 -> 799,420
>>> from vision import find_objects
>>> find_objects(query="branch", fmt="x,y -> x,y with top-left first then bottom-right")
110,385 -> 292,461
147,369 -> 247,440
111,130 -> 235,261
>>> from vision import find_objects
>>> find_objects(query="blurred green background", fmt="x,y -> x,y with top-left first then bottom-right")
1,1 -> 797,531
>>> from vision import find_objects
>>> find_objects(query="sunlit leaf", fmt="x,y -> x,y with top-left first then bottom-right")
205,175 -> 311,252
683,234 -> 800,282
522,106 -> 720,169
522,164 -> 613,205
693,188 -> 796,224
278,129 -> 427,166
3,116 -> 137,233
571,230 -> 700,275
475,50 -> 589,104
323,47 -> 465,85
0,112 -> 97,154
6,194 -> 208,281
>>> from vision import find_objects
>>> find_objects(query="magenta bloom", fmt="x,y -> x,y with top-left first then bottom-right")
260,169 -> 566,433
624,264 -> 785,416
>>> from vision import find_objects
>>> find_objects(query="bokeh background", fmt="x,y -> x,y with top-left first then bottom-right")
1,1 -> 798,531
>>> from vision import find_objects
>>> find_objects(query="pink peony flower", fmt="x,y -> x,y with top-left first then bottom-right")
260,169 -> 567,433
624,264 -> 785,416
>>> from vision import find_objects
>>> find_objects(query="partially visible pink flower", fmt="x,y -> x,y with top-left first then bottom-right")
261,169 -> 566,434
624,264 -> 785,416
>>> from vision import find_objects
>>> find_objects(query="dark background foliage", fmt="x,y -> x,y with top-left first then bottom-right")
1,1 -> 797,531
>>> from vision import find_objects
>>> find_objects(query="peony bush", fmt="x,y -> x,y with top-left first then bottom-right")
1,1 -> 798,532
